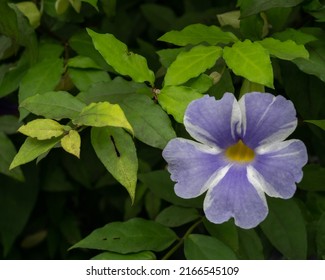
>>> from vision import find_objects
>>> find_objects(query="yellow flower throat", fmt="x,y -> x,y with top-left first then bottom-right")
225,140 -> 255,163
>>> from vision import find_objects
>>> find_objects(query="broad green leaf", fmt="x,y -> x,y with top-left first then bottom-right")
21,91 -> 86,120
158,23 -> 238,46
38,41 -> 64,61
18,119 -> 65,140
185,74 -> 213,94
305,120 -> 325,131
239,0 -> 304,18
155,206 -> 200,227
69,31 -> 111,71
260,198 -> 307,259
138,170 -> 204,208
164,45 -> 222,86
157,48 -> 184,68
0,132 -> 24,181
298,164 -> 325,191
257,38 -> 309,60
0,115 -> 21,134
0,167 -> 38,255
317,213 -> 325,258
91,127 -> 137,202
217,11 -> 240,28
293,37 -> 325,82
92,251 -> 156,260
68,68 -> 111,91
184,234 -> 237,260
0,1 -> 37,63
73,102 -> 133,134
87,29 -> 155,85
239,79 -> 265,98
10,137 -> 61,170
15,1 -> 41,28
223,40 -> 274,88
61,130 -> 81,158
78,80 -> 175,149
0,54 -> 29,98
118,94 -> 176,149
272,28 -> 318,45
70,218 -> 177,253
77,78 -> 145,104
237,228 -> 264,259
67,56 -> 102,69
240,14 -> 265,41
158,86 -> 202,123
141,3 -> 176,32
203,218 -> 239,252
19,58 -> 64,119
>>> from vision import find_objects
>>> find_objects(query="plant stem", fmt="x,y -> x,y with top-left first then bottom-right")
161,218 -> 203,260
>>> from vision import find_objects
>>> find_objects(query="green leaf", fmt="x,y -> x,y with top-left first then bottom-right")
21,91 -> 86,120
0,115 -> 21,134
18,119 -> 65,140
184,234 -> 237,260
91,127 -> 138,202
68,68 -> 111,91
92,251 -> 156,260
217,10 -> 241,28
0,132 -> 24,181
293,37 -> 325,82
158,86 -> 202,123
15,1 -> 41,28
138,170 -> 204,208
10,137 -> 61,170
223,40 -> 274,88
0,1 -> 37,63
0,167 -> 38,255
203,218 -> 239,252
78,80 -> 176,149
67,55 -> 102,69
55,0 -> 69,14
73,102 -> 133,134
237,228 -> 264,259
118,94 -> 176,149
69,31 -> 111,71
70,218 -> 177,253
260,198 -> 307,259
298,164 -> 325,191
239,0 -> 304,18
257,38 -> 309,60
272,28 -> 318,45
157,48 -> 184,68
164,45 -> 222,86
155,206 -> 200,227
305,120 -> 325,131
158,23 -> 238,46
19,58 -> 64,119
87,29 -> 155,85
61,130 -> 81,158
185,74 -> 214,94
239,79 -> 265,98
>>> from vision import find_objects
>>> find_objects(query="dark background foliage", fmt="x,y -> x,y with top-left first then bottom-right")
0,0 -> 325,260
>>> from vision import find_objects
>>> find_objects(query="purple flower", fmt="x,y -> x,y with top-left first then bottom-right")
162,92 -> 308,229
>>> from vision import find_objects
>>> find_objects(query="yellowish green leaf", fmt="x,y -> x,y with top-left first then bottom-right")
61,130 -> 81,158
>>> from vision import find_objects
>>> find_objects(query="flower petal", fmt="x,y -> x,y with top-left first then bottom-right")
184,93 -> 241,149
162,138 -> 227,198
204,166 -> 268,229
248,139 -> 308,199
239,92 -> 297,147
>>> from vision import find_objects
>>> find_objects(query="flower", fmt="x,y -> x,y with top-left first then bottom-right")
162,92 -> 308,229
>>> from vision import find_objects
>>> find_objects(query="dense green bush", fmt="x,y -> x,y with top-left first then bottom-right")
0,0 -> 325,260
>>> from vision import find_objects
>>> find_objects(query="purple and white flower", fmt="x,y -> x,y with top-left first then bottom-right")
162,92 -> 308,229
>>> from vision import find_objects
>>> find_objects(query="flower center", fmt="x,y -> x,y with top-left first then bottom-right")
225,140 -> 255,163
